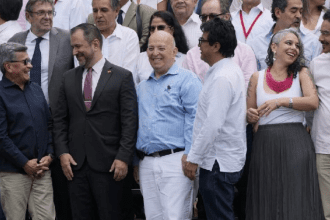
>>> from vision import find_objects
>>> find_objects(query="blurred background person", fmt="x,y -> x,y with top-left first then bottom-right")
301,0 -> 327,37
133,0 -> 167,10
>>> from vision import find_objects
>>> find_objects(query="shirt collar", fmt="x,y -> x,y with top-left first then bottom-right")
235,2 -> 264,16
148,62 -> 179,80
27,29 -> 50,43
121,0 -> 131,14
86,56 -> 106,74
185,12 -> 200,26
103,23 -> 123,40
1,75 -> 31,88
265,24 -> 275,38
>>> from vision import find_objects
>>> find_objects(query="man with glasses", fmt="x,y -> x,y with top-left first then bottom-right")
0,42 -> 55,220
8,1 -> 74,219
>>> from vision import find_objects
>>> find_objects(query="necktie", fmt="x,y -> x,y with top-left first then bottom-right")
84,68 -> 93,111
30,37 -> 43,86
117,10 -> 123,25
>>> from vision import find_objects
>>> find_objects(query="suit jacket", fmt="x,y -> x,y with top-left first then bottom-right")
8,27 -> 74,111
53,60 -> 138,172
87,1 -> 156,47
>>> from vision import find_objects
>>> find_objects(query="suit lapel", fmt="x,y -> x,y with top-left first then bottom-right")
48,28 -> 60,83
75,67 -> 86,112
20,31 -> 29,45
123,2 -> 137,26
90,61 -> 113,110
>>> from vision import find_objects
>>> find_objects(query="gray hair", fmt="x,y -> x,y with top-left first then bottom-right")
0,43 -> 28,74
201,0 -> 230,14
25,0 -> 54,13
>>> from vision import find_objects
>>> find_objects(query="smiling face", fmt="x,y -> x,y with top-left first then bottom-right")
26,1 -> 53,36
5,51 -> 32,85
93,0 -> 119,37
276,0 -> 303,29
147,31 -> 178,77
319,19 -> 330,53
71,29 -> 96,69
272,33 -> 300,65
171,0 -> 197,21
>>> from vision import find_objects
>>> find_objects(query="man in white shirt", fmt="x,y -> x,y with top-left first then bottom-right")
0,0 -> 23,44
251,0 -> 322,70
231,0 -> 274,46
311,9 -> 330,220
184,18 -> 247,220
92,0 -> 140,77
170,0 -> 203,48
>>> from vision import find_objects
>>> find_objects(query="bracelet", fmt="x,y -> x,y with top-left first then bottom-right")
288,98 -> 293,108
275,100 -> 279,109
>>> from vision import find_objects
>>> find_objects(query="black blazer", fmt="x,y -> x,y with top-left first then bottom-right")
53,60 -> 138,172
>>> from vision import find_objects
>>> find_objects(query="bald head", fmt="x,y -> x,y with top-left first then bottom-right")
147,31 -> 178,78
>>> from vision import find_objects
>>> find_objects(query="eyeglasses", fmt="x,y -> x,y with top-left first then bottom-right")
199,13 -> 226,23
149,25 -> 171,32
9,58 -> 32,66
198,37 -> 208,46
30,10 -> 56,17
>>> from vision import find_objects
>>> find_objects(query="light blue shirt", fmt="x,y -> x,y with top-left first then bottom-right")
136,63 -> 202,156
251,25 -> 322,70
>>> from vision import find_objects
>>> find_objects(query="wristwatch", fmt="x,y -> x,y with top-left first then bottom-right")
289,98 -> 293,108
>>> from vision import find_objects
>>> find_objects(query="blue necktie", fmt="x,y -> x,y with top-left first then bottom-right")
30,37 -> 43,86
117,10 -> 123,25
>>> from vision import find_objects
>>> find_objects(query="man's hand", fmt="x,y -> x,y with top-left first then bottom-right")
183,161 -> 198,181
133,165 -> 139,184
35,155 -> 53,178
60,154 -> 77,181
110,159 -> 128,181
23,159 -> 39,177
181,154 -> 188,173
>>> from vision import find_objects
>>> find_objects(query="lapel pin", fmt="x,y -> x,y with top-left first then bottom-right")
107,70 -> 111,74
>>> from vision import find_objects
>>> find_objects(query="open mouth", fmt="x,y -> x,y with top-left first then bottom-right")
286,52 -> 296,57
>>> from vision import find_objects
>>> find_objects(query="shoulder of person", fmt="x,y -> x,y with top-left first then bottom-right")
139,3 -> 157,15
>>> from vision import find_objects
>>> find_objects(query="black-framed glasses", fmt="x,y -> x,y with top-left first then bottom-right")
149,25 -> 171,32
198,37 -> 208,46
9,58 -> 32,66
199,13 -> 226,23
30,10 -> 56,17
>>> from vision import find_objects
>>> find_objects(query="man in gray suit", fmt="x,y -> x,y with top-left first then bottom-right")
8,0 -> 74,219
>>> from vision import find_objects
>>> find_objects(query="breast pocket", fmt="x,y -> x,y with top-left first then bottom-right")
158,87 -> 181,108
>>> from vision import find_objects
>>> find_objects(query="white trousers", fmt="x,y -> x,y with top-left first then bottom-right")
0,171 -> 55,220
139,151 -> 197,220
317,154 -> 330,220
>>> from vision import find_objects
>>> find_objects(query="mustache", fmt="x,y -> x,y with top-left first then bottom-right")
320,40 -> 329,45
293,18 -> 301,23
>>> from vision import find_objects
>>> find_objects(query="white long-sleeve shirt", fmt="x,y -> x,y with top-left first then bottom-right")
187,58 -> 247,172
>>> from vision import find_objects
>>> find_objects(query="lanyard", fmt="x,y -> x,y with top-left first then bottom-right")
239,10 -> 263,39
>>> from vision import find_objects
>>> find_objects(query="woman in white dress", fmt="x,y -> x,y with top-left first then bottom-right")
135,11 -> 189,84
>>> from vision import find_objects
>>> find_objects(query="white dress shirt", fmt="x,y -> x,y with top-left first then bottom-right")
82,57 -> 106,97
135,51 -> 186,84
300,10 -> 325,37
231,3 -> 274,46
230,0 -> 273,12
310,53 -> 330,154
132,0 -> 163,10
326,0 -> 330,9
187,58 -> 247,172
120,0 -> 132,21
0,21 -> 23,44
26,30 -> 50,103
181,12 -> 203,49
25,0 -> 87,30
17,0 -> 29,30
102,23 -> 140,77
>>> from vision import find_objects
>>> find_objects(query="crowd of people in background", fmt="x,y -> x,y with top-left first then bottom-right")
0,0 -> 330,220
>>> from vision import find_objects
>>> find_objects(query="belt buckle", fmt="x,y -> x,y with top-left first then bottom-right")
152,152 -> 160,157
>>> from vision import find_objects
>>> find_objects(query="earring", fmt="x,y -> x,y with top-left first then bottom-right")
273,51 -> 276,62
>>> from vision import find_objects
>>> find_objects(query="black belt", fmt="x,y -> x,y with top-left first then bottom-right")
137,148 -> 184,160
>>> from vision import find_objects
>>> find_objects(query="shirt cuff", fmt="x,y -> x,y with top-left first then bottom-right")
187,152 -> 203,166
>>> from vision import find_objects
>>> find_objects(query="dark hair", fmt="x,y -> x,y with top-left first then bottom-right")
271,0 -> 288,22
201,0 -> 230,14
141,11 -> 189,54
26,0 -> 54,13
201,17 -> 237,58
71,23 -> 103,49
0,42 -> 28,74
265,28 -> 305,78
323,9 -> 330,22
0,0 -> 23,21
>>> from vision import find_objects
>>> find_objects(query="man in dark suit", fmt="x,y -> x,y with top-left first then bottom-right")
53,23 -> 138,220
8,1 -> 74,219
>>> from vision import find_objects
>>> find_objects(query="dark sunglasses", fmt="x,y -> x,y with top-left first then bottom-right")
198,37 -> 209,46
199,13 -> 226,23
9,58 -> 32,66
149,25 -> 171,32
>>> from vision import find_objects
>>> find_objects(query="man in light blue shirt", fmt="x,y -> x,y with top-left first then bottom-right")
251,0 -> 322,70
134,31 -> 202,220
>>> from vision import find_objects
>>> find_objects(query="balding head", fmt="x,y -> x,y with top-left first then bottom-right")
147,31 -> 178,78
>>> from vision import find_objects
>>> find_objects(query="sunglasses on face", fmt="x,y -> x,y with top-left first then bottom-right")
199,13 -> 226,23
198,37 -> 209,46
9,58 -> 32,66
149,25 -> 171,32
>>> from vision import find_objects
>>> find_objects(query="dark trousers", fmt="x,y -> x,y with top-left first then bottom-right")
199,160 -> 241,220
68,161 -> 123,220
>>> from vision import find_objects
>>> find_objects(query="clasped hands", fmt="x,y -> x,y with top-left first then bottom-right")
247,99 -> 280,124
23,155 -> 53,179
60,154 -> 128,181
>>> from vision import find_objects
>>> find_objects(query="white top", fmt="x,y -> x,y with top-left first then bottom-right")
17,0 -> 29,30
135,51 -> 186,84
25,0 -> 87,30
181,12 -> 203,49
187,58 -> 247,172
132,0 -> 163,10
256,69 -> 304,125
85,0 -> 93,15
326,0 -> 330,9
82,57 -> 106,97
102,23 -> 140,77
230,0 -> 273,12
231,3 -> 274,46
120,0 -> 132,21
310,53 -> 330,154
0,21 -> 23,44
26,30 -> 50,103
300,10 -> 325,37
